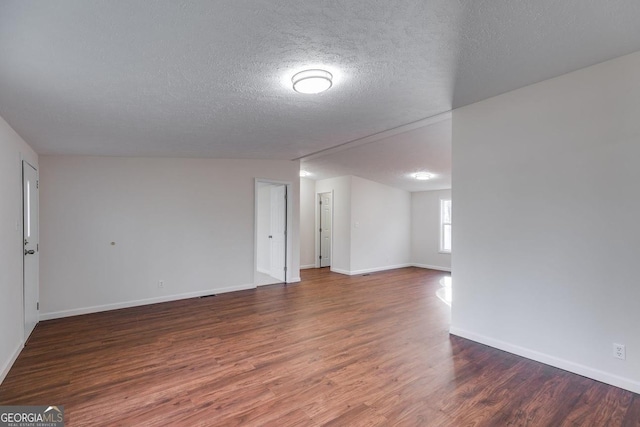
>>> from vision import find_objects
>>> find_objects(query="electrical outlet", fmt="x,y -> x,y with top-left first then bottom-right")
158,280 -> 164,289
613,343 -> 626,360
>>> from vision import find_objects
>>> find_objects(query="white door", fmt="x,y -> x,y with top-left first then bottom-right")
319,192 -> 332,267
256,184 -> 272,275
23,161 -> 39,340
269,185 -> 287,282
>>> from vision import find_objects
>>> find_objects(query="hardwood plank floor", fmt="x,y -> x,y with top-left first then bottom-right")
1,267 -> 638,426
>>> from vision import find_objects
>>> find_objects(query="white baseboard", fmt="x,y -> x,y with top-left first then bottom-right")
300,264 -> 316,270
40,283 -> 256,321
412,263 -> 452,272
256,267 -> 270,275
449,326 -> 640,395
331,264 -> 413,276
349,263 -> 413,275
288,277 -> 301,283
1,340 -> 24,385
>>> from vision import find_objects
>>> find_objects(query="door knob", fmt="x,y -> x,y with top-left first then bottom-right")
24,249 -> 35,255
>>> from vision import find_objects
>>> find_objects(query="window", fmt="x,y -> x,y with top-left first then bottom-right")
440,199 -> 451,253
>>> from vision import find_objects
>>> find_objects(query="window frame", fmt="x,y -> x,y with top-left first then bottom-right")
440,199 -> 452,254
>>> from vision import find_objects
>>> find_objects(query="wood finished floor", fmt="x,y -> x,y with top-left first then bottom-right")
1,267 -> 639,426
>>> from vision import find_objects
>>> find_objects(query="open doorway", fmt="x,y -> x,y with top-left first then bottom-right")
254,180 -> 290,286
316,191 -> 332,268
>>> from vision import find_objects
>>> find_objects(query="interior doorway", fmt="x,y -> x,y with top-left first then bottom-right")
317,191 -> 332,268
254,180 -> 290,286
23,160 -> 39,341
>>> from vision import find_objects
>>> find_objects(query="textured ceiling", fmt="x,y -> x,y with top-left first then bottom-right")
302,115 -> 451,192
1,1 -> 640,167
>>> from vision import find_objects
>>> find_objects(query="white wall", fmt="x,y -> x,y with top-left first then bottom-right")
299,177 -> 316,268
451,51 -> 640,393
350,176 -> 411,274
0,116 -> 38,383
315,175 -> 411,275
39,156 -> 300,319
411,190 -> 451,271
316,176 -> 352,274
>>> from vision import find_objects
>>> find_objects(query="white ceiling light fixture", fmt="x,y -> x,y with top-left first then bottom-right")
292,69 -> 333,94
412,172 -> 433,180
299,170 -> 311,177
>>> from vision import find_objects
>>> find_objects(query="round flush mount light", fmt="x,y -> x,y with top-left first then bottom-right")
292,69 -> 333,94
299,170 -> 311,177
413,172 -> 433,180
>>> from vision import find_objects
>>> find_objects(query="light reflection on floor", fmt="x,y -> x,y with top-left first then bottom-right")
436,275 -> 452,306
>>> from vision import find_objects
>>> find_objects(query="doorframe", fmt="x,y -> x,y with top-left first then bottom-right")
254,178 -> 293,284
22,158 -> 39,341
315,190 -> 334,268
